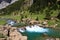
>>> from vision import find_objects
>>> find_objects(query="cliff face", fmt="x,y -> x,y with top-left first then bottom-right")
0,0 -> 59,14
0,0 -> 18,9
0,0 -> 59,10
0,0 -> 33,10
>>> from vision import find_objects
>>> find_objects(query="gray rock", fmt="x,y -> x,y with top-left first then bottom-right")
0,0 -> 18,9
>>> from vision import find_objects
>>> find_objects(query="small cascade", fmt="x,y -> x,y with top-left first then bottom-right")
19,25 -> 49,33
25,25 -> 48,33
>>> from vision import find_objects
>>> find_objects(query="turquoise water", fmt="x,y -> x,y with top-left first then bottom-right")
19,25 -> 60,40
21,28 -> 60,40
25,31 -> 44,40
46,28 -> 60,38
22,31 -> 43,40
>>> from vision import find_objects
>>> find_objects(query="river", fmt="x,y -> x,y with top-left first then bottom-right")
18,25 -> 60,40
0,18 -> 60,40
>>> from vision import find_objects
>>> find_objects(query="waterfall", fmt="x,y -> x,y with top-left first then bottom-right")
19,25 -> 49,33
26,25 -> 48,33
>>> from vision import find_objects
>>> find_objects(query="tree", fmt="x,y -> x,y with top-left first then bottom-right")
45,12 -> 51,20
44,7 -> 51,20
57,12 -> 60,19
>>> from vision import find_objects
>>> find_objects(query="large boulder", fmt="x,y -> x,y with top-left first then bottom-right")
0,0 -> 18,9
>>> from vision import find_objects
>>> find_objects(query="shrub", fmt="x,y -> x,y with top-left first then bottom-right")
35,17 -> 39,21
0,33 -> 5,38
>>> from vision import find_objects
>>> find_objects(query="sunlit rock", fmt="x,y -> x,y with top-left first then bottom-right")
0,0 -> 18,9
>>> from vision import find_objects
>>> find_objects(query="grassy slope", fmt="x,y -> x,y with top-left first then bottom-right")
0,10 -> 59,25
0,0 -> 59,26
0,20 -> 6,25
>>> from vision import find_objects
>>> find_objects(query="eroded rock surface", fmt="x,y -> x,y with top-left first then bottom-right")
0,0 -> 18,9
0,25 -> 27,40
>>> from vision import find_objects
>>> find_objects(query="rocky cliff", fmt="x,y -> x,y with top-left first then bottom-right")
0,0 -> 18,9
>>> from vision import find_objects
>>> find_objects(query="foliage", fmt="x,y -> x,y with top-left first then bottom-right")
0,20 -> 6,25
0,33 -> 5,38
35,17 -> 39,21
0,0 -> 25,15
57,12 -> 60,19
0,0 -> 60,26
56,20 -> 60,27
48,20 -> 56,26
12,22 -> 27,27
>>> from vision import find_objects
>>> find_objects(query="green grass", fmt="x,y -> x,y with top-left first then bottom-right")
0,20 -> 6,25
48,20 -> 55,26
51,10 -> 59,17
0,11 -> 45,20
0,10 -> 59,26
0,33 -> 5,38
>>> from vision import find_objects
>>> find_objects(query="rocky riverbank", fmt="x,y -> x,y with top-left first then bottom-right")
0,25 -> 27,40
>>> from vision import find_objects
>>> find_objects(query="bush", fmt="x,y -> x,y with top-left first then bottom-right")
35,17 -> 39,21
12,22 -> 27,27
0,33 -> 5,38
57,21 -> 60,27
0,20 -> 6,25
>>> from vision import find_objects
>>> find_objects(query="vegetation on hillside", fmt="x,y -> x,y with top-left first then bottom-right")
0,0 -> 60,27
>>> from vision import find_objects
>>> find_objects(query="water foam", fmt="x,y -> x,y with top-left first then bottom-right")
25,25 -> 48,33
